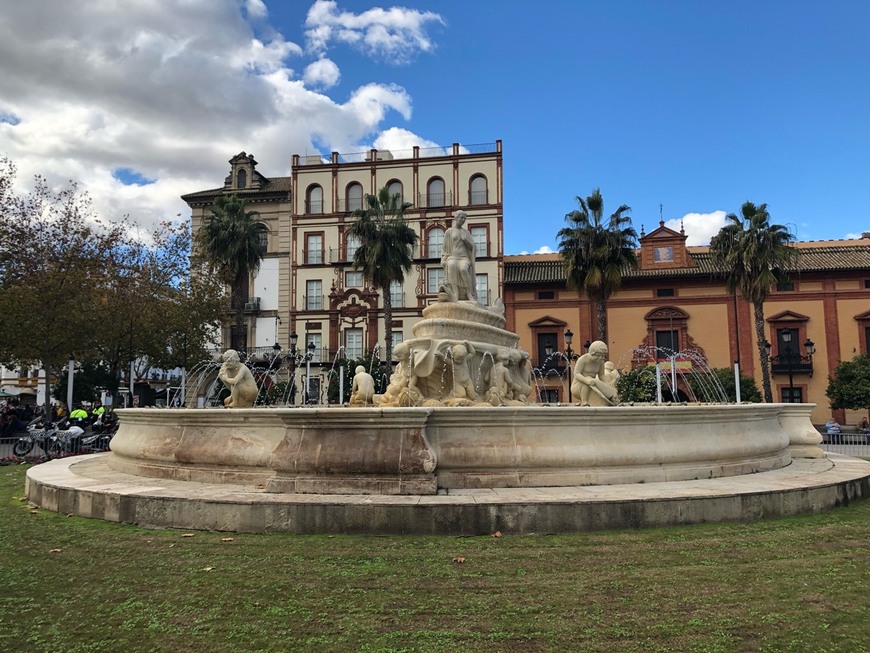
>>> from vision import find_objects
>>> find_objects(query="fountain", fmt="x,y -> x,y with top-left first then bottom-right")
24,212 -> 870,533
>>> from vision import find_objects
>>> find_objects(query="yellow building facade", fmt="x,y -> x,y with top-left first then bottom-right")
505,222 -> 870,425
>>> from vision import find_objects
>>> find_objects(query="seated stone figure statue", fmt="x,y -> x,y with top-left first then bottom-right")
570,341 -> 619,406
349,365 -> 375,406
218,349 -> 258,408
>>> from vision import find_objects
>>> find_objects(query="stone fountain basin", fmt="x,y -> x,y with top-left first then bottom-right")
107,404 -> 821,495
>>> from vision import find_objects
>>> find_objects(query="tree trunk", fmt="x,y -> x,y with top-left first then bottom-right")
596,297 -> 608,344
383,288 -> 393,366
232,268 -> 247,352
754,300 -> 773,403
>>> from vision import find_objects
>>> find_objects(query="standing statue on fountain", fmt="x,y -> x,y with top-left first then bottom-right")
440,210 -> 478,303
570,341 -> 619,406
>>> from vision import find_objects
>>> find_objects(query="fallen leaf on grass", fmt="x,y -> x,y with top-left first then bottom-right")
181,533 -> 195,538
29,509 -> 39,514
49,548 -> 62,553
452,556 -> 466,564
203,566 -> 215,572
221,537 -> 235,542
491,531 -> 502,538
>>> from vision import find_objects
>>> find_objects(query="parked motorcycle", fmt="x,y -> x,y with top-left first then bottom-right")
12,420 -> 85,458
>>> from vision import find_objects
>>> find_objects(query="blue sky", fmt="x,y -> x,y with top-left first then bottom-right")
1,1 -> 868,253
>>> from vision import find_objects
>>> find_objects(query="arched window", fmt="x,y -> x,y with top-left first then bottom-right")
346,182 -> 363,212
387,180 -> 403,203
306,185 -> 323,214
236,169 -> 247,190
469,175 -> 487,205
427,178 -> 445,208
428,227 -> 444,258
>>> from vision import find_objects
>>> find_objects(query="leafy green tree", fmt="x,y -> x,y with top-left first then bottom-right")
615,366 -> 658,403
348,187 -> 418,364
195,194 -> 268,351
687,367 -> 762,403
52,362 -> 116,406
709,202 -> 797,403
557,188 -> 638,342
826,354 -> 870,410
0,157 -> 132,416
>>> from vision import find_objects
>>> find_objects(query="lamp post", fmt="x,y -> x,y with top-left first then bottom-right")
288,330 -> 299,405
66,356 -> 75,412
564,329 -> 580,402
305,340 -> 316,405
762,333 -> 815,403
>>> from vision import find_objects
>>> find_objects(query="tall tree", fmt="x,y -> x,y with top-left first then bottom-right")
195,194 -> 268,351
557,188 -> 638,342
710,201 -> 797,403
0,157 -> 133,415
348,187 -> 418,365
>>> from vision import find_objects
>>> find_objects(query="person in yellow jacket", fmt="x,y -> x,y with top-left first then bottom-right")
69,405 -> 89,421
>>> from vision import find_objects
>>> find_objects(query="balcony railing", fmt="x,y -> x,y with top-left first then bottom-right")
304,200 -> 323,214
302,249 -> 324,265
417,192 -> 453,209
771,360 -> 813,374
303,295 -> 325,311
337,198 -> 364,213
468,190 -> 489,205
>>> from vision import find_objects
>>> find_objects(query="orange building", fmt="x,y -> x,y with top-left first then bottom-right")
504,222 -> 870,425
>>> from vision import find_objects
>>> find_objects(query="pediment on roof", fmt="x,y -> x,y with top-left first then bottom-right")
767,310 -> 810,323
528,315 -> 567,328
644,306 -> 690,321
854,310 -> 870,321
641,222 -> 684,241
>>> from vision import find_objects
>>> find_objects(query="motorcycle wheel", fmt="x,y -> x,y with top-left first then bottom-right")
13,438 -> 34,457
47,440 -> 63,457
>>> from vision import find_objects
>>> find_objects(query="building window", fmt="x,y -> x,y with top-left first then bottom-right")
865,326 -> 870,353
345,328 -> 363,360
306,185 -> 323,214
471,226 -> 487,258
389,280 -> 403,307
427,268 -> 445,294
539,389 -> 559,403
391,330 -> 404,352
346,182 -> 363,212
864,279 -> 870,289
777,279 -> 795,291
537,332 -> 558,367
306,280 -> 322,310
656,288 -> 675,298
236,169 -> 247,189
427,178 -> 445,208
306,333 -> 322,362
427,228 -> 444,258
305,234 -> 323,264
346,234 -> 361,262
387,180 -> 403,204
656,329 -> 679,355
345,271 -> 363,288
469,175 -> 487,205
537,291 -> 555,300
475,273 -> 489,305
781,387 -> 803,403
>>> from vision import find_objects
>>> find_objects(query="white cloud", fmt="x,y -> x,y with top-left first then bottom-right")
516,246 -> 555,255
303,57 -> 340,88
305,0 -> 444,63
665,211 -> 728,246
0,1 -> 431,232
844,232 -> 863,240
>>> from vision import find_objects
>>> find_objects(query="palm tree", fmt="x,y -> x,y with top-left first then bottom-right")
348,187 -> 418,365
557,188 -> 638,343
709,201 -> 797,403
196,194 -> 268,351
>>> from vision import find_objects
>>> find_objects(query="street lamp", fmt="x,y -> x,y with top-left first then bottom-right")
762,334 -> 815,403
288,330 -> 299,405
305,340 -> 316,405
564,329 -> 580,402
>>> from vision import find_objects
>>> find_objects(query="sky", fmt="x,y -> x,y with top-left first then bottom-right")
1,0 -> 868,255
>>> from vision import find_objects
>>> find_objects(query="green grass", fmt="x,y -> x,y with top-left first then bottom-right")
1,463 -> 868,652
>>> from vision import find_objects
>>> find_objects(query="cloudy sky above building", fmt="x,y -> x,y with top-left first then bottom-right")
1,0 -> 868,254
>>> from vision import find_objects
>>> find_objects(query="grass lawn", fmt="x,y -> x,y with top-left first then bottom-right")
1,463 -> 868,652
